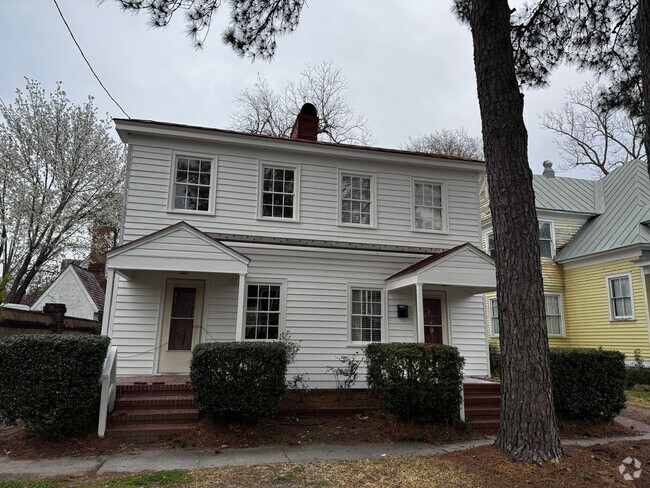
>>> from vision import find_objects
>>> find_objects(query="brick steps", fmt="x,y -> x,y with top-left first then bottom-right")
106,377 -> 198,440
464,383 -> 500,434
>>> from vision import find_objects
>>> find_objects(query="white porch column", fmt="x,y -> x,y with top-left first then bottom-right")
235,273 -> 247,341
416,282 -> 424,343
101,269 -> 116,336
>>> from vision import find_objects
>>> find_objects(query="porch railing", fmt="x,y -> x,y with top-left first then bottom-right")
98,345 -> 118,438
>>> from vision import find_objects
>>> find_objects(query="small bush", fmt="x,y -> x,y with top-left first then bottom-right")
489,343 -> 501,378
549,348 -> 626,422
0,334 -> 110,439
365,343 -> 464,422
190,342 -> 287,422
625,349 -> 650,388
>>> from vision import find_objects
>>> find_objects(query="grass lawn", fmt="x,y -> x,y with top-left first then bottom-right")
626,389 -> 650,409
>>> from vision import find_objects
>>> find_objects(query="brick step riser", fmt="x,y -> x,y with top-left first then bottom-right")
109,413 -> 199,424
465,411 -> 500,420
464,401 -> 500,409
463,388 -> 501,395
116,387 -> 192,396
115,398 -> 196,409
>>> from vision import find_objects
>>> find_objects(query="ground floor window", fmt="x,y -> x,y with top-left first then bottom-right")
489,294 -> 563,336
350,288 -> 382,342
489,297 -> 499,336
607,273 -> 634,320
245,283 -> 281,340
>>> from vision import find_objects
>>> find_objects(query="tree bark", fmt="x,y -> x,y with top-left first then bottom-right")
638,0 -> 650,180
469,0 -> 562,463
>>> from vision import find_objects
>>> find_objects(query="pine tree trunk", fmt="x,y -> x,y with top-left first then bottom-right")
469,0 -> 563,463
638,0 -> 650,180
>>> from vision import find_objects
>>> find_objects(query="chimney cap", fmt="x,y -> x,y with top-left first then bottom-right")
542,160 -> 555,178
300,103 -> 318,117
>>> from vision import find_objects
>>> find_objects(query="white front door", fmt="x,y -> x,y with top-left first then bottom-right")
158,279 -> 205,374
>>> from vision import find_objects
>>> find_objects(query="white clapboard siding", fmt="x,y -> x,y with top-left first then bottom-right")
111,245 -> 490,382
121,140 -> 482,249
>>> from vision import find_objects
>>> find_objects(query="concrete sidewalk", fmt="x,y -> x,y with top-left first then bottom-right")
2,434 -> 650,480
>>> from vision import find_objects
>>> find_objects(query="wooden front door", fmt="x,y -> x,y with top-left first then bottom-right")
158,280 -> 204,374
423,298 -> 443,344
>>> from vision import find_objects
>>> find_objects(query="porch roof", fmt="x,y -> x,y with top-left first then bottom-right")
386,243 -> 496,294
107,222 -> 249,275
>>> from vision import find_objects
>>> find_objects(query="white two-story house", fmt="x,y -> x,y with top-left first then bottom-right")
102,104 -> 496,387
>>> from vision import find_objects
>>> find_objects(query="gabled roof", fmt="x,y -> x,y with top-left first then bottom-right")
557,160 -> 650,261
386,243 -> 496,293
31,264 -> 103,314
532,174 -> 601,215
71,265 -> 105,311
107,222 -> 250,274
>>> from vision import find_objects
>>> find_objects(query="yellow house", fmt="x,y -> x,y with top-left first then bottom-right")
482,160 -> 650,361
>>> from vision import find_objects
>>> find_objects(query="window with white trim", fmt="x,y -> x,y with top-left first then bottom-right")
539,221 -> 555,258
489,297 -> 499,336
341,174 -> 373,225
545,294 -> 563,335
173,156 -> 213,211
486,232 -> 496,257
607,274 -> 634,320
350,288 -> 382,342
413,181 -> 444,231
261,165 -> 296,219
490,294 -> 563,336
245,284 -> 281,339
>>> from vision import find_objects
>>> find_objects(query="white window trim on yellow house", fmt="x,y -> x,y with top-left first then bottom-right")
606,272 -> 635,321
488,293 -> 565,337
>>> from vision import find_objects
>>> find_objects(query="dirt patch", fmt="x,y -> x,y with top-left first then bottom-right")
559,418 -> 637,439
444,441 -> 650,487
623,407 -> 650,427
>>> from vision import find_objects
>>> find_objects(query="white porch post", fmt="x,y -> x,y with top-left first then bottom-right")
101,269 -> 115,336
416,282 -> 424,343
235,273 -> 247,341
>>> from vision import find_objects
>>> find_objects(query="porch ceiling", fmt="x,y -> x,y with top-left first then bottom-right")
386,243 -> 496,294
107,222 -> 249,276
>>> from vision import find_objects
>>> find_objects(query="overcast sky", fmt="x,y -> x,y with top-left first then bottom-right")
1,1 -> 597,178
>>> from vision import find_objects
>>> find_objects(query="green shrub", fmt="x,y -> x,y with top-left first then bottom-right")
489,343 -> 501,378
190,342 -> 287,422
625,349 -> 650,388
0,334 -> 110,439
365,343 -> 464,422
549,348 -> 626,422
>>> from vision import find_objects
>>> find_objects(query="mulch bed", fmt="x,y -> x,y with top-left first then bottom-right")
0,390 -> 638,461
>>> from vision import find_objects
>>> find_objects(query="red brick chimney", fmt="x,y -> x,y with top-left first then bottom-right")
290,103 -> 319,141
88,225 -> 114,290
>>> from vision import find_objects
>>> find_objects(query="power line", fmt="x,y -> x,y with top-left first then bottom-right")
51,0 -> 130,119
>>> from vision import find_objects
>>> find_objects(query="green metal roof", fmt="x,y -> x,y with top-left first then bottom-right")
555,160 -> 650,261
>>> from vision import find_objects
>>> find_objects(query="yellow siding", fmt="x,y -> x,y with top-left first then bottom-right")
564,259 -> 650,359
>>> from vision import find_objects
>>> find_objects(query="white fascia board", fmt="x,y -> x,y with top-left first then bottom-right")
114,120 -> 486,173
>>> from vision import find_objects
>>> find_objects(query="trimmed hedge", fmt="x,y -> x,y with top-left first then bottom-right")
365,343 -> 464,422
549,348 -> 626,422
190,342 -> 287,422
0,334 -> 110,439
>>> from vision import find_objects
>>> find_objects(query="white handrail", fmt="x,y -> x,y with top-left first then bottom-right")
98,345 -> 118,438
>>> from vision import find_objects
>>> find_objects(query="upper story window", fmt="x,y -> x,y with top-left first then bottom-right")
350,287 -> 383,342
340,173 -> 375,226
413,181 -> 445,232
539,221 -> 555,258
607,273 -> 634,321
173,156 -> 213,212
245,283 -> 282,340
260,164 -> 298,220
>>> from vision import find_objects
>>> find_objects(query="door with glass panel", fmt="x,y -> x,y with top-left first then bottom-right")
158,280 -> 204,374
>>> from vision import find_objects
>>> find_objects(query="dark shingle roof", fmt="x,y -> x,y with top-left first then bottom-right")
71,265 -> 105,311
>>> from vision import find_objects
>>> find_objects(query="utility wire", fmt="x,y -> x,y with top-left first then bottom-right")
51,0 -> 131,118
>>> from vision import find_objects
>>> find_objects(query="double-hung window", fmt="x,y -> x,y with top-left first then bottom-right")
340,174 -> 374,226
489,294 -> 563,336
172,156 -> 213,212
486,232 -> 496,257
539,221 -> 555,258
350,288 -> 382,342
488,297 -> 499,336
245,284 -> 282,340
260,165 -> 297,219
413,181 -> 445,231
607,274 -> 634,320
